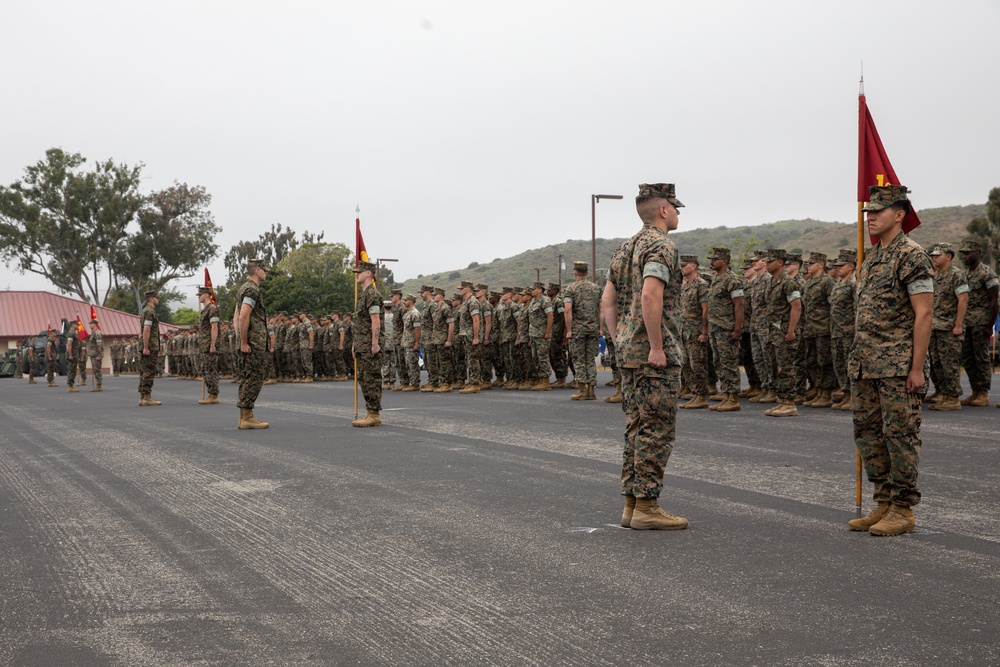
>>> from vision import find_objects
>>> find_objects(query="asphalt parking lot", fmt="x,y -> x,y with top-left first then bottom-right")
1,372 -> 998,666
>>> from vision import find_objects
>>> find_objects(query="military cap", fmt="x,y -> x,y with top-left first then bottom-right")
740,258 -> 754,270
419,284 -> 434,293
764,248 -> 787,262
839,249 -> 858,263
144,289 -> 159,299
352,260 -> 378,273
391,288 -> 403,296
247,258 -> 269,271
197,286 -> 212,295
501,286 -> 514,294
458,280 -> 474,290
403,293 -> 417,302
785,253 -> 802,265
433,287 -> 446,297
474,283 -> 489,292
90,318 -> 99,325
679,254 -> 699,266
637,183 -> 685,208
531,281 -> 546,291
547,282 -> 561,291
383,300 -> 393,307
451,292 -> 463,301
573,260 -> 589,272
806,252 -> 827,265
862,184 -> 911,212
959,240 -> 982,253
929,242 -> 956,257
320,314 -> 330,321
489,291 -> 502,299
707,247 -> 731,262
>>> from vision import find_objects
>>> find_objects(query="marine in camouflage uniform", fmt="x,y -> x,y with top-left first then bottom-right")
545,283 -> 568,387
848,185 -> 933,535
478,285 -> 497,387
488,291 -> 506,384
352,261 -> 385,425
65,326 -> 84,392
739,257 -> 760,395
235,259 -> 270,428
784,254 -> 809,400
86,321 -> 103,391
678,255 -> 710,408
197,286 -> 222,403
513,289 -> 532,388
284,313 -> 302,381
603,183 -> 687,530
299,311 -> 316,382
416,287 -> 436,391
747,256 -> 774,403
401,294 -> 423,389
138,291 -> 162,405
705,247 -> 745,410
926,243 -> 968,410
829,249 -> 858,409
430,288 -> 454,391
801,251 -> 837,407
44,330 -> 58,386
563,262 -> 602,400
958,240 -> 999,406
449,294 -> 466,386
388,290 -> 405,388
457,281 -> 482,393
761,249 -> 802,416
526,281 -> 554,389
498,288 -> 519,389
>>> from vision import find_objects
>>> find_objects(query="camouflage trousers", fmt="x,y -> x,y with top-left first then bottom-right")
549,338 -> 568,380
604,338 -> 620,384
485,342 -> 500,381
451,338 -> 466,383
740,331 -> 759,387
569,334 -> 599,386
752,332 -> 773,389
461,337 -> 481,384
201,352 -> 220,396
66,356 -> 85,387
530,337 -> 552,379
709,326 -> 741,394
680,331 -> 708,397
961,326 -> 993,392
851,376 -> 922,508
500,341 -> 518,381
300,347 -> 314,379
236,345 -> 267,409
802,335 -> 835,390
46,359 -> 57,383
620,364 -> 679,499
138,351 -> 158,395
435,344 -> 454,385
929,329 -> 963,398
769,334 -> 799,401
404,346 -> 421,386
356,350 -> 383,411
489,342 -> 505,381
89,355 -> 100,385
831,336 -> 852,392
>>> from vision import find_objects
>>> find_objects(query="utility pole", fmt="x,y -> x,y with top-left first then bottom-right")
557,253 -> 564,286
532,267 -> 546,283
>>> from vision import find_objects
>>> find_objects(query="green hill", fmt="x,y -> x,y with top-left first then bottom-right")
399,203 -> 987,293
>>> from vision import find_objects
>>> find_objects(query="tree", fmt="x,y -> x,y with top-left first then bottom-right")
112,182 -> 221,312
0,148 -> 143,304
223,223 -> 324,286
172,307 -> 200,325
259,242 -> 354,315
965,187 -> 1000,271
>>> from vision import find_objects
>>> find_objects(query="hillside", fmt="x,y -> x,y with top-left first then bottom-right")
399,203 -> 987,293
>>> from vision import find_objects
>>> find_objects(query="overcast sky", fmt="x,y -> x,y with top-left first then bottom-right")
3,0 -> 998,306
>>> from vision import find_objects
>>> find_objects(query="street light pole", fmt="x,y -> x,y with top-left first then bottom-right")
375,257 -> 398,297
591,194 -> 623,284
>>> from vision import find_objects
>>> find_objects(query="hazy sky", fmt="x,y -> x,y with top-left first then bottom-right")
3,0 -> 998,305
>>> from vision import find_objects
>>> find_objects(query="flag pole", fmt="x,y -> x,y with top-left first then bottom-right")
855,72 -> 866,519
354,205 -> 360,421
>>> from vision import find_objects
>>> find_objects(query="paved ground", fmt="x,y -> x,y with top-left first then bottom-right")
0,372 -> 998,666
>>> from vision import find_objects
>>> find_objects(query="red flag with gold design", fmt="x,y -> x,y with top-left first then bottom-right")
204,268 -> 218,305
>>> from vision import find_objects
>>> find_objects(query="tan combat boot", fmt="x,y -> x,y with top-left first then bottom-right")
552,378 -> 567,389
604,386 -> 623,403
401,384 -> 419,392
492,378 -> 505,388
679,385 -> 692,400
680,394 -> 708,409
480,381 -> 493,390
716,392 -> 742,412
969,391 -> 990,407
570,384 -> 586,400
960,390 -> 981,406
586,384 -> 597,400
91,383 -> 102,392
621,495 -> 636,528
420,383 -> 435,392
48,381 -> 57,387
831,389 -> 845,404
929,395 -> 961,411
458,383 -> 481,394
869,505 -> 915,536
804,387 -> 818,403
433,383 -> 452,393
629,498 -> 688,530
28,377 -> 37,384
503,380 -> 518,390
923,391 -> 940,404
68,386 -> 80,393
848,502 -> 891,531
351,410 -> 381,427
239,408 -> 270,429
745,386 -> 763,399
758,389 -> 777,404
839,390 -> 853,410
708,391 -> 726,402
810,389 -> 833,408
766,399 -> 798,417
139,393 -> 162,406
748,388 -> 767,403
533,378 -> 552,391
198,394 -> 220,405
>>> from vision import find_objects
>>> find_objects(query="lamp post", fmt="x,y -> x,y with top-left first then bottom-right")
375,257 -> 398,297
532,267 -> 546,283
591,194 -> 623,284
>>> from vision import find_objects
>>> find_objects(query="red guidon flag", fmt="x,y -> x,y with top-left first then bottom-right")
356,212 -> 376,286
204,268 -> 218,305
76,313 -> 89,340
858,90 -> 921,243
89,304 -> 102,331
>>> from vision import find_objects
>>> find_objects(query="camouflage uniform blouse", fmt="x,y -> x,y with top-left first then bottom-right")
527,294 -> 553,338
353,283 -> 385,349
706,270 -> 745,330
199,303 -> 220,353
458,295 -> 480,339
402,305 -> 421,348
499,301 -> 518,344
963,262 -> 999,327
236,280 -> 267,350
391,306 -> 405,347
606,225 -> 682,370
515,301 -> 529,343
848,231 -> 934,379
139,304 -> 160,353
829,275 -> 857,339
479,298 -> 494,344
432,302 -> 452,345
421,300 -> 436,341
931,264 -> 969,331
802,273 -> 835,337
298,319 -> 314,348
680,275 -> 709,338
762,273 -> 801,338
562,279 -> 602,336
748,273 -> 771,336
